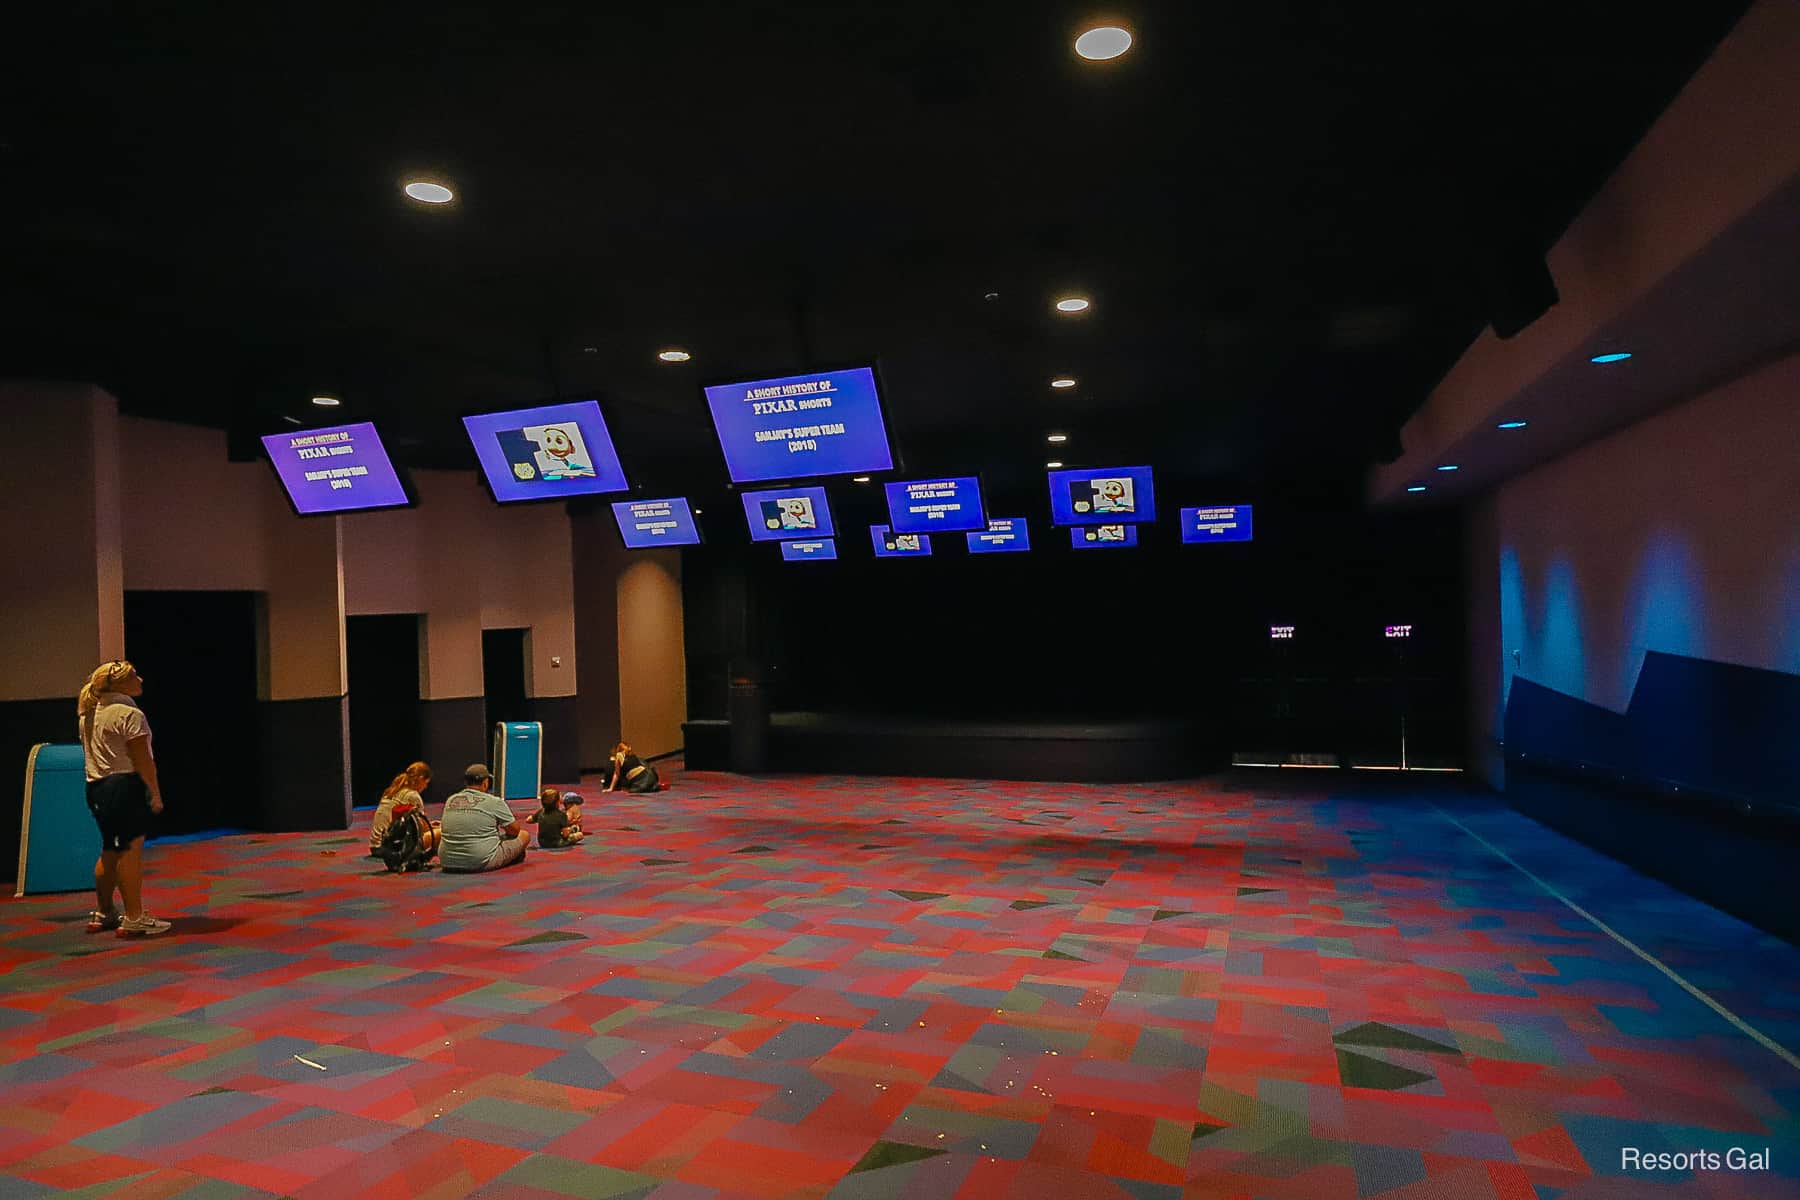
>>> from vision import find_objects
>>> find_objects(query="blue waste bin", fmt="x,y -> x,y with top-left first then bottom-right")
493,722 -> 542,801
16,744 -> 94,896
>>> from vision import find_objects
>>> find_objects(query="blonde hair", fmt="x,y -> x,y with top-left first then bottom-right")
381,761 -> 432,801
78,661 -> 135,747
612,742 -> 631,758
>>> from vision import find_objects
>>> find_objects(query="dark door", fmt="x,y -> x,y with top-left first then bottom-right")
482,628 -> 529,728
347,614 -> 424,809
122,591 -> 260,835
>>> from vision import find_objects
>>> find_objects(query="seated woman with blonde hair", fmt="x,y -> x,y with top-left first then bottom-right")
605,742 -> 661,794
369,761 -> 433,856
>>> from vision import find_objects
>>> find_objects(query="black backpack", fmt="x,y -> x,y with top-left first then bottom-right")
379,809 -> 435,873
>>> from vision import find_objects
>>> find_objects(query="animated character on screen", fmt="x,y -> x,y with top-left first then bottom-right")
760,496 -> 817,531
495,422 -> 596,482
884,532 -> 921,552
1085,524 -> 1127,542
1068,475 -> 1134,515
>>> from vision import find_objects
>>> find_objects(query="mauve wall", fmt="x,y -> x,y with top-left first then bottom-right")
1468,351 -> 1800,785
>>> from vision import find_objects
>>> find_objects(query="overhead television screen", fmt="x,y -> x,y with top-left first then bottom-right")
781,538 -> 837,561
883,476 -> 985,534
463,400 -> 629,503
261,422 -> 411,516
704,365 -> 895,483
739,484 -> 836,541
966,517 -> 1030,554
612,497 -> 702,548
1180,504 -> 1254,544
1047,465 -> 1156,525
871,525 -> 932,557
1070,523 -> 1138,548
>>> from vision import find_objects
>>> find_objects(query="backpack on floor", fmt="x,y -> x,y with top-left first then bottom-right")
379,808 -> 435,873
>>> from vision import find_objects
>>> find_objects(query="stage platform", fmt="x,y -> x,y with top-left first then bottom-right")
682,711 -> 1225,781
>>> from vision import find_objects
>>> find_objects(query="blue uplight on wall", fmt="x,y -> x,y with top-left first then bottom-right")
1497,421 -> 1529,429
1590,352 -> 1633,364
1407,485 -> 1427,493
1436,465 -> 1459,471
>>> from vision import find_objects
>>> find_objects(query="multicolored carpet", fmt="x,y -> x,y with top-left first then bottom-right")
2,767 -> 1797,1199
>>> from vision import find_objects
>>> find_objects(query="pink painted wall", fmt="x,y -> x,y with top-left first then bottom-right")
1468,352 -> 1800,785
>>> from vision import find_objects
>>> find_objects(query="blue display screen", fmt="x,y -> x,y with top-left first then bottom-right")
739,485 -> 835,541
611,497 -> 702,548
966,517 -> 1030,554
262,422 -> 410,515
704,366 -> 894,483
1070,524 -> 1138,549
871,525 -> 932,557
463,400 -> 630,503
883,476 -> 986,534
781,538 -> 837,561
1180,504 -> 1253,544
1047,465 -> 1156,524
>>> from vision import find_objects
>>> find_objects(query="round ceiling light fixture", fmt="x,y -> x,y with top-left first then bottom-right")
403,181 -> 455,204
658,349 -> 692,363
1050,377 -> 1077,389
1054,296 -> 1091,314
852,476 -> 871,483
1075,26 -> 1133,61
1046,460 -> 1065,469
1047,434 -> 1068,443
310,395 -> 341,407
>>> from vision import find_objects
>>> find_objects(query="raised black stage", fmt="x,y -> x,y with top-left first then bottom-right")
682,711 -> 1223,782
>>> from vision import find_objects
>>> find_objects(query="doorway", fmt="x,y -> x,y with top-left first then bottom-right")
482,628 -> 529,728
347,615 -> 424,808
122,591 -> 260,835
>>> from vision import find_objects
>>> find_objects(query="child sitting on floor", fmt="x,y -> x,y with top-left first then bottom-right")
530,787 -> 584,848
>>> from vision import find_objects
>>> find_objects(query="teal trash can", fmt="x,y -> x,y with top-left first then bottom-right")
493,721 -> 542,801
16,744 -> 95,896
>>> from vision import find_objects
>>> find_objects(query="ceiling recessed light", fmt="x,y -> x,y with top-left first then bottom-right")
403,181 -> 454,204
852,476 -> 871,483
1054,296 -> 1091,314
1436,464 -> 1459,471
310,395 -> 341,407
1497,420 -> 1528,429
582,346 -> 599,354
1050,377 -> 1077,389
1407,485 -> 1427,493
657,349 -> 691,363
1046,461 -> 1065,469
1590,352 -> 1632,364
281,415 -> 303,425
693,508 -> 703,515
1047,434 -> 1068,443
1074,26 -> 1133,60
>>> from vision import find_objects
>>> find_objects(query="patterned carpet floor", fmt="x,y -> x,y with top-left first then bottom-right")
1,766 -> 1797,1199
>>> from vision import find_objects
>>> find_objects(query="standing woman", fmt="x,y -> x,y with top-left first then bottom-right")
77,661 -> 171,936
605,742 -> 661,794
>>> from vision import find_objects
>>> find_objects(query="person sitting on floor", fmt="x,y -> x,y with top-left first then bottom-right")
369,761 -> 432,856
604,742 -> 661,794
531,787 -> 584,848
438,763 -> 528,873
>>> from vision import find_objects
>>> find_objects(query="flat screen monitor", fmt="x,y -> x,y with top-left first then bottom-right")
781,538 -> 837,561
1070,523 -> 1138,549
1047,465 -> 1156,525
463,400 -> 629,503
611,497 -> 702,548
883,476 -> 986,534
704,365 -> 894,483
261,422 -> 411,516
740,484 -> 835,541
871,525 -> 932,557
1180,504 -> 1254,544
966,517 -> 1030,554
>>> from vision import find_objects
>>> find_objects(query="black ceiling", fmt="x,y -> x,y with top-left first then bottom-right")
2,1 -> 1749,505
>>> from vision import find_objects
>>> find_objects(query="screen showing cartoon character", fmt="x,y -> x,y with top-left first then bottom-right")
759,496 -> 818,532
871,524 -> 932,556
463,400 -> 629,503
1068,476 -> 1134,516
1047,466 -> 1155,525
1070,523 -> 1138,548
740,485 -> 835,541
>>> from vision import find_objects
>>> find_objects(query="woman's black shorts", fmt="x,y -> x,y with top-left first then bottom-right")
86,773 -> 151,852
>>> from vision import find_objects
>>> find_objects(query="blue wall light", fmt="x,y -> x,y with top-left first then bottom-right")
1497,420 -> 1528,429
1406,485 -> 1427,493
1590,352 -> 1633,364
1436,464 -> 1459,471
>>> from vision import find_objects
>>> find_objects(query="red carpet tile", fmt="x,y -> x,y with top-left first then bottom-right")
2,766 -> 1797,1199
